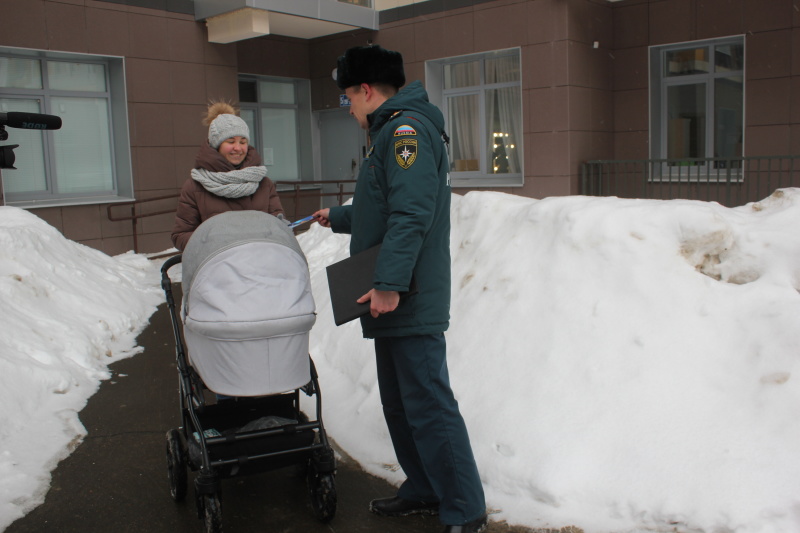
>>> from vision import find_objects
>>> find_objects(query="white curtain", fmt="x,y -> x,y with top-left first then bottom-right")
485,56 -> 521,174
446,62 -> 479,172
448,94 -> 479,171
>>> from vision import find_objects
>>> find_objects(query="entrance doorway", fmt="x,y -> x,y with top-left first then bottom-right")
318,108 -> 365,208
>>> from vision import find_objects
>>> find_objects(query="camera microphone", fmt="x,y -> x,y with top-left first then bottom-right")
0,112 -> 62,130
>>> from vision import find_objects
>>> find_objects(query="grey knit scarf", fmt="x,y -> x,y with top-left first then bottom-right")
191,166 -> 267,198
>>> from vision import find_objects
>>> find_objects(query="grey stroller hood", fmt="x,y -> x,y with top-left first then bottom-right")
181,211 -> 315,396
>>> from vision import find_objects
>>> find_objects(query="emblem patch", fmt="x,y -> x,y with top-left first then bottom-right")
394,125 -> 417,136
395,139 -> 417,169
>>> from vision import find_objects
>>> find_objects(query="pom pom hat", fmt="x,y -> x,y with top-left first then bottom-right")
204,101 -> 250,149
334,45 -> 405,90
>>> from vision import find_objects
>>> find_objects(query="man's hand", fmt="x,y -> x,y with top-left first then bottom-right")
357,289 -> 400,318
312,208 -> 331,228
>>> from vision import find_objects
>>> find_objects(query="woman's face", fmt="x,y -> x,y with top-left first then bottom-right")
218,136 -> 248,165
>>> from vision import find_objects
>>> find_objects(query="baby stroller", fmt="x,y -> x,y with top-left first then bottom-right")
160,211 -> 336,533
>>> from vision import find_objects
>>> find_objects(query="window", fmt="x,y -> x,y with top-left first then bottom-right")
650,37 -> 744,179
238,76 -> 312,182
426,49 -> 523,187
0,48 -> 132,207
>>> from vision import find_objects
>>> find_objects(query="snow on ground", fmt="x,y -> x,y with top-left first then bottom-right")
1,189 -> 800,532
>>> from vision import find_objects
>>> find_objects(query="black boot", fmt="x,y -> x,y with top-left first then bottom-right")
369,496 -> 439,517
442,513 -> 488,533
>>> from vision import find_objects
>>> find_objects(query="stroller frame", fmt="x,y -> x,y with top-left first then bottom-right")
161,254 -> 337,532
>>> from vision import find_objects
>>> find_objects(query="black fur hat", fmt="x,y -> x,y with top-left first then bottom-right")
334,45 -> 405,90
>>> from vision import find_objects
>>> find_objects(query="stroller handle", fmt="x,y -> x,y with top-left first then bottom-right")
161,254 -> 183,279
162,254 -> 182,275
161,254 -> 182,293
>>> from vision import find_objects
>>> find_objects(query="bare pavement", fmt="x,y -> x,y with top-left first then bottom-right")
6,285 -> 567,533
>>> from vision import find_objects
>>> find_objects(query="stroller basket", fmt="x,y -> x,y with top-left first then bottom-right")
188,394 -> 316,477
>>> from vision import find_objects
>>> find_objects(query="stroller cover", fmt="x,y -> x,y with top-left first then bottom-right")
181,211 -> 315,397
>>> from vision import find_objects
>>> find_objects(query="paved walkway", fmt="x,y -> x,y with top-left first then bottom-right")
6,287 -> 540,533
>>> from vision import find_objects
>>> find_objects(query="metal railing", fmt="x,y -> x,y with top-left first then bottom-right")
107,193 -> 179,254
274,180 -> 356,220
105,180 -> 357,253
581,156 -> 800,207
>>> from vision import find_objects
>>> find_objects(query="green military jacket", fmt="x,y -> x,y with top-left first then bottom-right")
328,81 -> 451,338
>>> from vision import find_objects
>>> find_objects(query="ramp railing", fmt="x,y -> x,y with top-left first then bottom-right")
581,156 -> 800,207
105,180 -> 357,253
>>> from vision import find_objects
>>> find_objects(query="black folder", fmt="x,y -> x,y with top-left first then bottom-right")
325,244 -> 418,326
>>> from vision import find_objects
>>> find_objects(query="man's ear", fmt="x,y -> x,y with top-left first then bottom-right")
361,83 -> 375,101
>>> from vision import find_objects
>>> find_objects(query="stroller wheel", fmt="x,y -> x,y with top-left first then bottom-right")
202,494 -> 223,533
166,429 -> 188,502
307,461 -> 337,523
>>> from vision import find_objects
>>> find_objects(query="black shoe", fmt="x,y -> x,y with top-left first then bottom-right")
369,496 -> 439,517
442,513 -> 488,533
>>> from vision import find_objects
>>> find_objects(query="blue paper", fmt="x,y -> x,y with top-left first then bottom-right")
289,215 -> 315,228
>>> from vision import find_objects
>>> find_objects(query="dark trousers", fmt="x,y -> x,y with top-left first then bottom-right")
374,333 -> 485,525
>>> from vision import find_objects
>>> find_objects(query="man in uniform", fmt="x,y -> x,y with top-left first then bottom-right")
312,45 -> 487,533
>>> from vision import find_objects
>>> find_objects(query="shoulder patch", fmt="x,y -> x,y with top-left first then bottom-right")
394,125 -> 417,136
395,139 -> 418,169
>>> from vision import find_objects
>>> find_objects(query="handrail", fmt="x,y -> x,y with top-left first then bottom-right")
273,180 -> 357,220
105,180 -> 357,253
107,193 -> 179,254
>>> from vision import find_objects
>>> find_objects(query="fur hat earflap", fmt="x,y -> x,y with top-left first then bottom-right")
204,101 -> 249,149
334,45 -> 405,90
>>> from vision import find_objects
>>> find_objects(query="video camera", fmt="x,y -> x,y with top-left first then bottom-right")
0,112 -> 63,169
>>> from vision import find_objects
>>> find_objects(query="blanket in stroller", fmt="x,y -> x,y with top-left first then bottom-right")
181,211 -> 315,397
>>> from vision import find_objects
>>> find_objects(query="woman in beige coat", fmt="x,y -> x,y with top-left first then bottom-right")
171,102 -> 285,251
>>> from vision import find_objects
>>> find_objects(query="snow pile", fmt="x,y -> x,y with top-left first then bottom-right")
299,189 -> 800,533
0,207 -> 163,529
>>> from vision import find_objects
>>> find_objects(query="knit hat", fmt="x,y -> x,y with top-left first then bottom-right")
334,45 -> 405,90
204,102 -> 249,149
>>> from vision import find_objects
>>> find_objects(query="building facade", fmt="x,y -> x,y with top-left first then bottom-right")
0,0 -> 798,254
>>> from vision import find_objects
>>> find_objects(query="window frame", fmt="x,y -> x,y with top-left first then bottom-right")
0,47 -> 132,208
237,75 -> 313,183
426,48 -> 524,188
648,36 -> 745,182
337,0 -> 372,6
